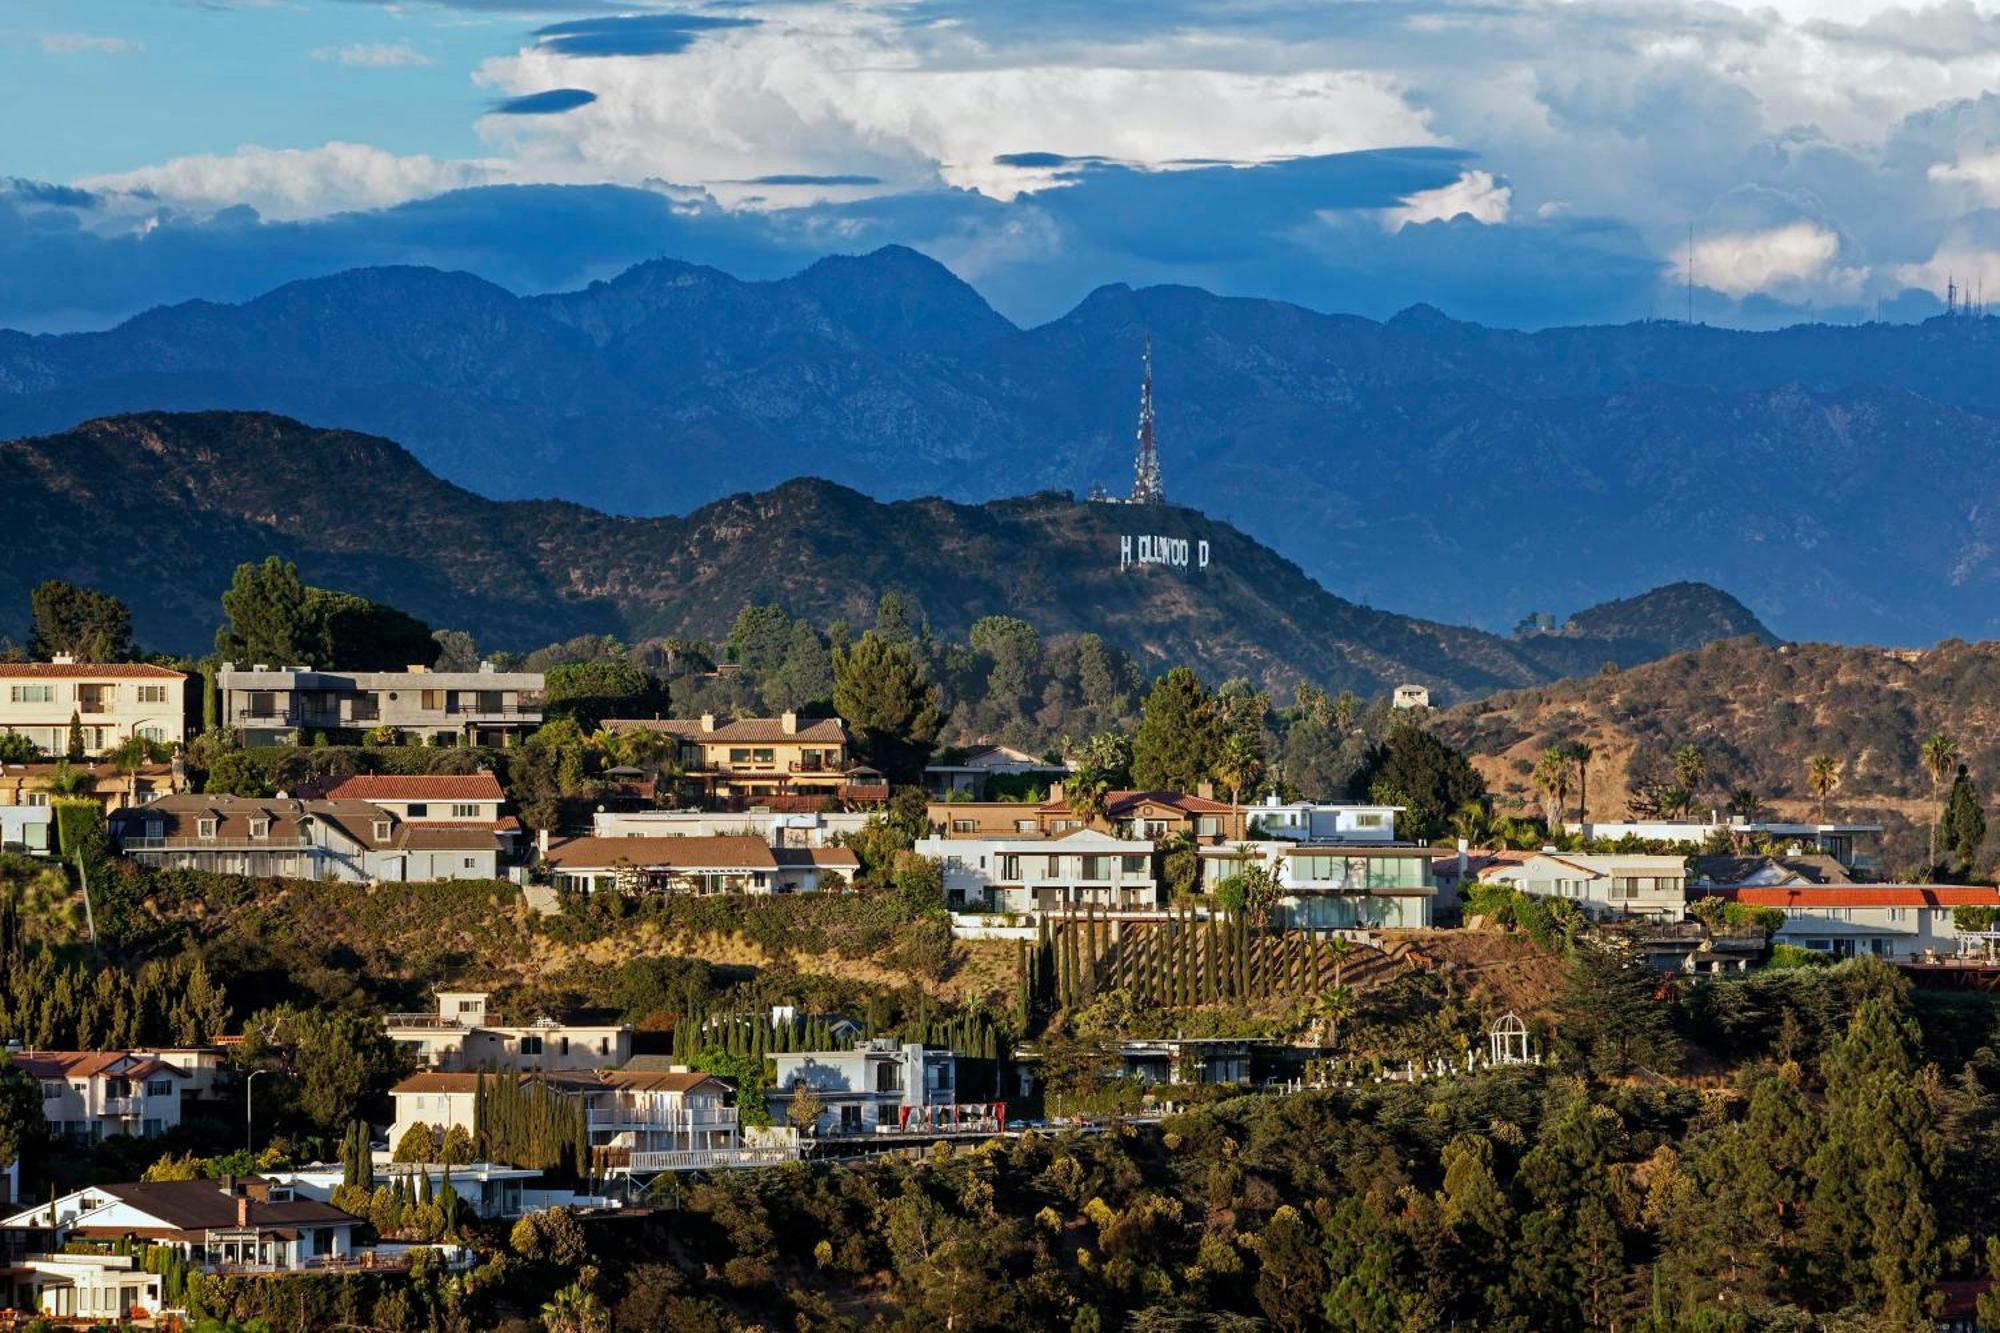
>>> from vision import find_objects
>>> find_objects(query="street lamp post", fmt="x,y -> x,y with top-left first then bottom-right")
246,1068 -> 269,1153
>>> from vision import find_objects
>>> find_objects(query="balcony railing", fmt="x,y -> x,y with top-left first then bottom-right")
121,836 -> 312,851
621,1145 -> 797,1173
102,1097 -> 142,1116
385,1014 -> 465,1030
588,1108 -> 739,1131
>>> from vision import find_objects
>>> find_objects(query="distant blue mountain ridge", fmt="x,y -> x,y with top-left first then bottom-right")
3,244 -> 1998,644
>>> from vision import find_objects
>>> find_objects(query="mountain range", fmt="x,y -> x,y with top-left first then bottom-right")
0,412 -> 1771,701
4,247 -> 1998,644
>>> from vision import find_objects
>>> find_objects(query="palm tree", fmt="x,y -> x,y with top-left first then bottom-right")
1922,732 -> 1960,873
1805,755 -> 1841,823
1213,731 -> 1264,809
1568,741 -> 1595,825
1533,749 -> 1569,832
1449,801 -> 1489,846
1671,745 -> 1706,817
44,759 -> 94,799
541,1284 -> 608,1333
1066,766 -> 1111,828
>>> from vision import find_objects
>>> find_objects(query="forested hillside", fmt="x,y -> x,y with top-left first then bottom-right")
0,412 -> 1759,702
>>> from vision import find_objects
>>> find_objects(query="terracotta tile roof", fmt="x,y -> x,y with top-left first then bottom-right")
392,1072 -> 523,1094
595,1070 -> 727,1094
606,715 -> 849,745
540,835 -> 779,870
1037,790 -> 1238,816
15,1051 -> 188,1081
0,663 -> 184,679
773,846 -> 861,869
1702,886 -> 2000,908
304,773 -> 504,802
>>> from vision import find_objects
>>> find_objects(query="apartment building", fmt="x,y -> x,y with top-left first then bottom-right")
916,829 -> 1157,913
1700,885 -> 2000,960
1198,843 -> 1438,929
21,1051 -> 187,1143
385,990 -> 633,1073
219,662 -> 543,747
603,712 -> 886,808
108,795 -> 500,881
0,660 -> 186,757
768,1040 -> 963,1137
1483,852 -> 1690,920
929,787 -> 1248,845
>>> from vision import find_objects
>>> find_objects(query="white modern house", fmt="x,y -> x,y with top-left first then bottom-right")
768,1040 -> 973,1137
1701,885 -> 2000,960
385,990 -> 634,1073
1198,843 -> 1438,928
22,1051 -> 187,1143
1566,818 -> 1883,872
0,803 -> 52,856
923,745 -> 1069,799
1481,852 -> 1689,920
916,829 -> 1157,913
1242,796 -> 1403,844
591,807 -> 874,847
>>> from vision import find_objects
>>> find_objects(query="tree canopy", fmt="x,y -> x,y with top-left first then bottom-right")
28,580 -> 134,662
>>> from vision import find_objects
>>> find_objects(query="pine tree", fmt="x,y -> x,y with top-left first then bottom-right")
1130,668 -> 1218,792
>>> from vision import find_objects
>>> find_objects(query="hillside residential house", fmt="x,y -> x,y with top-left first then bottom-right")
0,760 -> 185,815
541,834 -> 785,895
386,990 -> 633,1072
1691,854 -> 1855,889
604,713 -> 887,807
591,807 -> 874,847
1242,796 -> 1403,844
300,772 -> 518,851
389,1069 -> 741,1172
22,1051 -> 187,1143
0,803 -> 51,856
1482,852 -> 1690,920
219,662 -> 543,747
272,1163 -> 556,1222
1565,818 -> 1883,872
923,745 -> 1069,799
917,829 -> 1158,913
0,660 -> 186,757
4,1178 -> 360,1272
1391,685 -> 1431,710
108,795 -> 500,881
929,788 -> 1248,844
1698,885 -> 2000,960
1198,843 -> 1439,929
0,1243 -> 160,1322
768,1040 -> 966,1137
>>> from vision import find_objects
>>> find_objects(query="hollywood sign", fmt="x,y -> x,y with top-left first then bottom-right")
1119,534 -> 1211,571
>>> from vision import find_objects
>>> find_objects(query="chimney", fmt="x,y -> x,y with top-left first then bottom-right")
1196,780 -> 1215,801
1456,838 -> 1469,882
781,711 -> 797,735
1048,780 -> 1064,804
538,827 -> 550,857
700,713 -> 715,733
51,653 -> 74,666
236,1195 -> 249,1228
479,660 -> 495,674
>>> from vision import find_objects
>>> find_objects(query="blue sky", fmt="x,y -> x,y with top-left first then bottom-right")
6,0 -> 2000,331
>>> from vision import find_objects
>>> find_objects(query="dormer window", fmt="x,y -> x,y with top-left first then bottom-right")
197,818 -> 218,840
373,820 -> 392,841
248,818 -> 269,839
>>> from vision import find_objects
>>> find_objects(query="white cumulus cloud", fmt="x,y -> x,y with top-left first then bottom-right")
75,142 -> 503,221
1681,221 -> 1865,300
1383,170 -> 1512,231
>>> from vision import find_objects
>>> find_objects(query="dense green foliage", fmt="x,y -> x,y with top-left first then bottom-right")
29,579 -> 134,661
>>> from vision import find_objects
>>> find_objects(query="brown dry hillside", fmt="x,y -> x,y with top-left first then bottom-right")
1432,637 -> 2000,868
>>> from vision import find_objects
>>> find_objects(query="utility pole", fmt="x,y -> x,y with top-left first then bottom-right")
246,1068 -> 269,1153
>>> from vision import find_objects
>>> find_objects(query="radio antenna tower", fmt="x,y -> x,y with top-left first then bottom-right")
1130,335 -> 1165,505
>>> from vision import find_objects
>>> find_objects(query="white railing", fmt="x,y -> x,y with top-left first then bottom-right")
588,1108 -> 738,1131
101,1097 -> 142,1116
621,1145 -> 798,1173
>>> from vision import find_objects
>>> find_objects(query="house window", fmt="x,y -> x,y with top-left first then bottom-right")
137,724 -> 166,743
752,748 -> 775,765
407,803 -> 429,817
373,820 -> 392,841
1355,813 -> 1385,828
421,690 -> 445,711
951,819 -> 976,833
451,803 -> 480,819
729,748 -> 751,764
1197,817 -> 1220,836
145,1079 -> 173,1098
39,1082 -> 62,1100
1121,856 -> 1147,875
1014,819 -> 1037,833
137,685 -> 168,704
7,685 -> 53,704
198,818 -> 218,840
248,818 -> 269,839
463,858 -> 478,870
1000,855 -> 1021,880
519,1035 -> 543,1055
23,792 -> 50,808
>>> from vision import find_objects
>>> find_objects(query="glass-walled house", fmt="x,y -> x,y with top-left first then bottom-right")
1199,844 -> 1437,928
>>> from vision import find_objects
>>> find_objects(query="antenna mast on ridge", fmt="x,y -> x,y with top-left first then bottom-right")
1130,335 -> 1164,505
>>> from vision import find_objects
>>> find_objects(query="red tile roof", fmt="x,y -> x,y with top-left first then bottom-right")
0,663 -> 184,679
1035,790 -> 1238,816
15,1050 -> 188,1080
304,773 -> 504,802
1702,886 -> 2000,908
